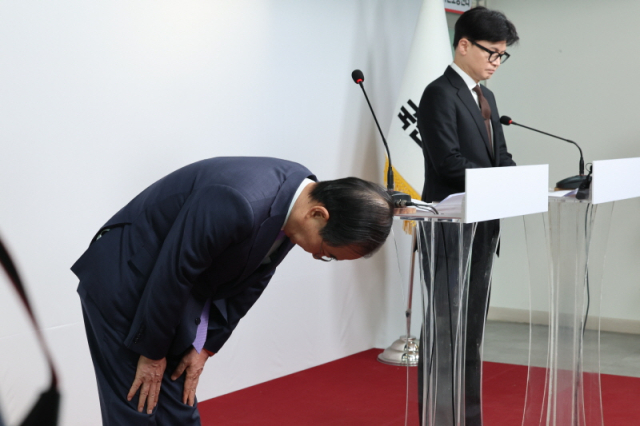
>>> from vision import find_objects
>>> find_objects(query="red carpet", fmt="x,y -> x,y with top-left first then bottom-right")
199,349 -> 640,425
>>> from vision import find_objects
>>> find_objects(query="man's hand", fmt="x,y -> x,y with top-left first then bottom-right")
171,347 -> 211,406
127,355 -> 167,414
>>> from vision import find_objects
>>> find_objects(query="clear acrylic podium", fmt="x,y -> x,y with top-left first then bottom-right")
522,157 -> 640,426
395,165 -> 548,426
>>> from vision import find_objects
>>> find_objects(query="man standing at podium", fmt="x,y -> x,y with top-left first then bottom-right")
416,7 -> 519,426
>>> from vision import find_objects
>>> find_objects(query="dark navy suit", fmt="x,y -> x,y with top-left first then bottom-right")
417,67 -> 515,426
72,157 -> 315,425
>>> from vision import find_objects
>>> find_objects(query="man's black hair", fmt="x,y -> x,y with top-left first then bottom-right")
453,6 -> 519,48
310,177 -> 393,258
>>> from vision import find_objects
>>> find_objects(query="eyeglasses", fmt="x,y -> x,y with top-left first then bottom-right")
470,40 -> 510,64
313,240 -> 336,262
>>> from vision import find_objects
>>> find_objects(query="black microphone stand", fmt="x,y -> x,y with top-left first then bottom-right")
352,70 -> 420,367
501,117 -> 588,190
352,69 -> 412,208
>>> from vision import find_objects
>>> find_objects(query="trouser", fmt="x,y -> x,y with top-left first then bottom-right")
81,295 -> 201,426
418,220 -> 499,426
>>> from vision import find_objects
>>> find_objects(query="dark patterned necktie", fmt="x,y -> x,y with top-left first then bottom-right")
473,84 -> 493,153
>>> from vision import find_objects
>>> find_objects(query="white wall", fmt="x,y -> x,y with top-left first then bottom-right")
0,1 -> 422,424
487,0 -> 640,328
6,2 -> 637,424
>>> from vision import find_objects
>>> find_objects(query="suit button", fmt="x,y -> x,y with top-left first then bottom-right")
195,318 -> 201,325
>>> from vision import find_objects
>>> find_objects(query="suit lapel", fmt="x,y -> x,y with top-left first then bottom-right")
242,213 -> 287,279
238,170 -> 314,283
269,239 -> 294,266
446,67 -> 494,161
488,101 -> 500,166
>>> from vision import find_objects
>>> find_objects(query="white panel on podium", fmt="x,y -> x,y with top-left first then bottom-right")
591,157 -> 640,204
464,164 -> 548,223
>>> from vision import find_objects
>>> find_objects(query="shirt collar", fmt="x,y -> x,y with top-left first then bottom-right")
450,62 -> 478,92
283,178 -> 315,229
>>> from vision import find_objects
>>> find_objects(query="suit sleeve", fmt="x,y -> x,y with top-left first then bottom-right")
419,84 -> 485,185
496,130 -> 516,167
124,185 -> 254,360
203,269 -> 276,353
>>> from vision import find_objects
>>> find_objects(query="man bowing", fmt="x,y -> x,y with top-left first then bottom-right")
72,156 -> 394,426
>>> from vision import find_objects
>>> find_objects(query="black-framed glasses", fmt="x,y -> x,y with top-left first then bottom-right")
313,240 -> 335,262
470,40 -> 510,64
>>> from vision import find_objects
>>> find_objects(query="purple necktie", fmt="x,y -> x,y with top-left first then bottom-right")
192,298 -> 211,353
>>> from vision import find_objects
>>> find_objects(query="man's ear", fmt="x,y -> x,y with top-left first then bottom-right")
458,38 -> 470,56
308,206 -> 329,223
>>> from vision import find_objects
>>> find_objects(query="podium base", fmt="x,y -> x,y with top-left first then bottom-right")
377,336 -> 419,366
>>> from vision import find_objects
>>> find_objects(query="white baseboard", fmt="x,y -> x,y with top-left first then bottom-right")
487,307 -> 640,335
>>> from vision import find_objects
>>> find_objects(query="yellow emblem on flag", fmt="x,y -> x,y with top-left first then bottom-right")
384,158 -> 419,235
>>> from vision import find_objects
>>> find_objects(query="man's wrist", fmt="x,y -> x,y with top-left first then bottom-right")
203,348 -> 215,357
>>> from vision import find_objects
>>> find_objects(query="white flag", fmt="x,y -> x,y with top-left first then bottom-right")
385,0 -> 452,199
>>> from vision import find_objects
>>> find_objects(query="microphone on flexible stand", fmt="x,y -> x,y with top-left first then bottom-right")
499,116 -> 589,191
351,69 -> 412,208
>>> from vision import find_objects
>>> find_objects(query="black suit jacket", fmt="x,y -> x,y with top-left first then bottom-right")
72,157 -> 316,360
418,66 -> 515,202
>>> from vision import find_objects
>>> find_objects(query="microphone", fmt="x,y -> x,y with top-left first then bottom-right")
351,69 -> 412,208
500,116 -> 588,190
352,69 -> 364,84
